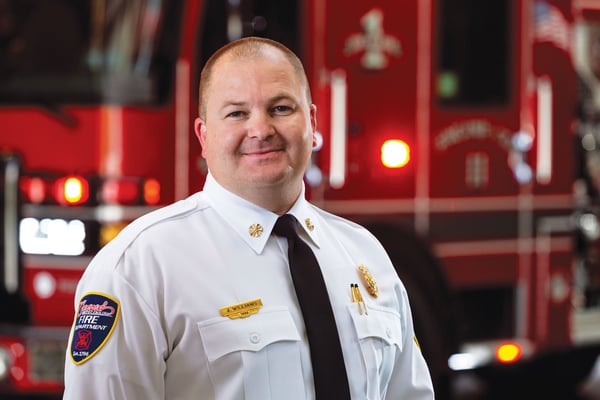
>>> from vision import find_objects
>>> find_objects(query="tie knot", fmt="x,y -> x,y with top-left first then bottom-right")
273,214 -> 297,240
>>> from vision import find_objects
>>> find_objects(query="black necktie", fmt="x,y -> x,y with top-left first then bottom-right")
273,214 -> 351,399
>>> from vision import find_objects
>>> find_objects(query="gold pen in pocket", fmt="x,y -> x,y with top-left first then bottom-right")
350,283 -> 368,315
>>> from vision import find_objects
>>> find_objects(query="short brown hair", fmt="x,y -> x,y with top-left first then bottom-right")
198,37 -> 311,119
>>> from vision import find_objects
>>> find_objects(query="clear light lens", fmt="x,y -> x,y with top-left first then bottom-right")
514,162 -> 532,184
579,213 -> 600,240
0,346 -> 11,381
313,131 -> 324,152
19,218 -> 86,256
33,272 -> 57,299
305,165 -> 323,187
448,353 -> 479,371
55,176 -> 89,205
512,131 -> 534,152
381,139 -> 410,168
64,178 -> 84,203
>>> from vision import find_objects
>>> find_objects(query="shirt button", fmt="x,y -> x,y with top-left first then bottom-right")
249,332 -> 261,344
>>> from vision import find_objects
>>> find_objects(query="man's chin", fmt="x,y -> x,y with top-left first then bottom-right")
244,170 -> 303,189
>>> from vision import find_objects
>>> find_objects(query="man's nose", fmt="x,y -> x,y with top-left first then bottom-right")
247,112 -> 275,139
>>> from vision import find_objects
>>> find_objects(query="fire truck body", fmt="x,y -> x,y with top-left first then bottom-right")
309,0 -> 580,375
0,1 -> 190,394
0,0 -> 596,396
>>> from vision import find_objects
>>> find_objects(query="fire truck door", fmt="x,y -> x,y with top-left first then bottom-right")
309,0 -> 420,201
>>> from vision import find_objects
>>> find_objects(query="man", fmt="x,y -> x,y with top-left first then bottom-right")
63,37 -> 434,399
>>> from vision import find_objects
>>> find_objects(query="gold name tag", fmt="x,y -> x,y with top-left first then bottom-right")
220,298 -> 263,319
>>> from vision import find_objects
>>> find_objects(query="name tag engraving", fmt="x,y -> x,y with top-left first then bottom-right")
220,298 -> 263,319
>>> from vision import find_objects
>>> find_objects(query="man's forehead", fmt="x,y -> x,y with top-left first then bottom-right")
222,44 -> 287,63
216,49 -> 291,75
203,46 -> 309,112
210,56 -> 299,93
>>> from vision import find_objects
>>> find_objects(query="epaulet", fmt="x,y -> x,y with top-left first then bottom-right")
90,195 -> 200,268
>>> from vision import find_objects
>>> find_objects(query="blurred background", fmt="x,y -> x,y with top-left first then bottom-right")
2,0 -> 600,398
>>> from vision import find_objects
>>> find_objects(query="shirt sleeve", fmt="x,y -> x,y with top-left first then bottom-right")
63,256 -> 168,400
385,284 -> 435,399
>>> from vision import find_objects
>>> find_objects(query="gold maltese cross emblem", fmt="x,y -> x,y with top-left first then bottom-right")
305,218 -> 315,231
248,223 -> 264,238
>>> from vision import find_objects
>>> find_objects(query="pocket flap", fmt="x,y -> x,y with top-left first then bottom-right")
197,306 -> 301,362
348,303 -> 403,348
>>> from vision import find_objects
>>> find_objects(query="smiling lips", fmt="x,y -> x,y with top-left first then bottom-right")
240,141 -> 285,157
244,148 -> 282,156
241,149 -> 284,165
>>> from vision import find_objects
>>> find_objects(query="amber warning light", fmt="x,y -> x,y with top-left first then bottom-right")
381,139 -> 410,168
496,342 -> 522,364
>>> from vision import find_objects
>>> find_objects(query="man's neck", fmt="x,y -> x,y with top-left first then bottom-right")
210,176 -> 303,215
237,184 -> 301,215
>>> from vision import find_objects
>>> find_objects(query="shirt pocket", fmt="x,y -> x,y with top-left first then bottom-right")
348,303 -> 403,398
197,306 -> 305,400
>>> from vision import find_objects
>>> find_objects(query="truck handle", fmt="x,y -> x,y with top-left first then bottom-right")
536,75 -> 553,185
2,155 -> 20,294
329,69 -> 348,189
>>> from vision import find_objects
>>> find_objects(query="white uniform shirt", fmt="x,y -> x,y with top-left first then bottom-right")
63,174 -> 434,399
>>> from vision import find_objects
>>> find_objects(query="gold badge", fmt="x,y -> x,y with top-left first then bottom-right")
220,298 -> 263,319
358,264 -> 379,297
305,218 -> 314,231
248,223 -> 263,238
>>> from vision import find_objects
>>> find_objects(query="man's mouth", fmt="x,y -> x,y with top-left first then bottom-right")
242,148 -> 283,156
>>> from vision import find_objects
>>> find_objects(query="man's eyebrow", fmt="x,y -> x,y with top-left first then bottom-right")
218,93 -> 298,112
269,93 -> 298,104
218,100 -> 248,114
220,100 -> 247,108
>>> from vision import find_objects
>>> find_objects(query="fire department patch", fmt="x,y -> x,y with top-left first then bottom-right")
69,292 -> 120,365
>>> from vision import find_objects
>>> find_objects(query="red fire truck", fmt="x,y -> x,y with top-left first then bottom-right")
1,0 -> 599,397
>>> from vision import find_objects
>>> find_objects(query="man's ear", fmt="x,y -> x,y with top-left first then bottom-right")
310,104 -> 318,147
194,117 -> 207,156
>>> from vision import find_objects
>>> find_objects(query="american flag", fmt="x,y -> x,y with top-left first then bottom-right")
534,1 -> 572,53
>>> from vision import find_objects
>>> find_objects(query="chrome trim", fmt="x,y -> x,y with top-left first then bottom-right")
3,157 -> 19,294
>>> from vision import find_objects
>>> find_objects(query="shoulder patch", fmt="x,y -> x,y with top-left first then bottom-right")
69,292 -> 120,365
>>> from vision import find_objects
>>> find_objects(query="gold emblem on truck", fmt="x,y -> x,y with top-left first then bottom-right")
344,8 -> 402,70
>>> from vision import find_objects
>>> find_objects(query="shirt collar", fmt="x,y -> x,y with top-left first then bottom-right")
203,173 -> 321,254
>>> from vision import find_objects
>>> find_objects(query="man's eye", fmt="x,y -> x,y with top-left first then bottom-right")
227,111 -> 244,118
272,105 -> 293,115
